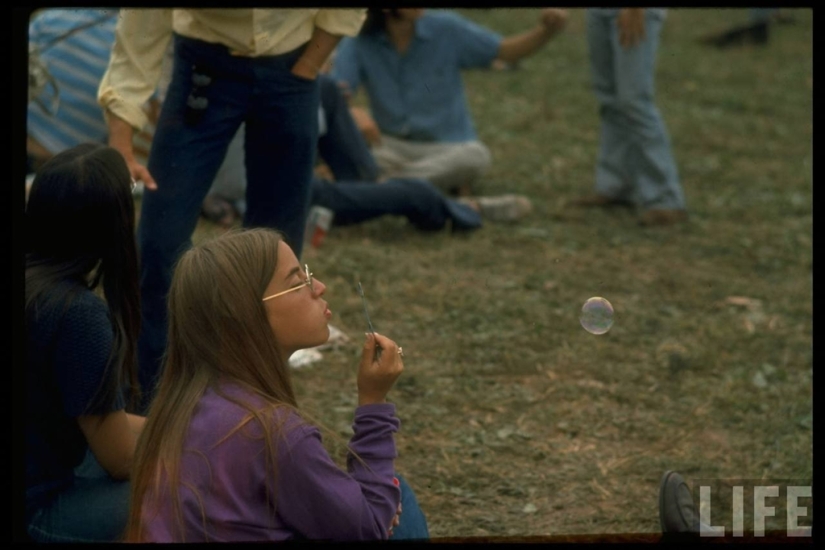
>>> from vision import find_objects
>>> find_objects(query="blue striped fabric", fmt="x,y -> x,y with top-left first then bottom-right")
27,9 -> 118,155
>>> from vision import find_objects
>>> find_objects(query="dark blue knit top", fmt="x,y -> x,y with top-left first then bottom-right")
25,280 -> 124,512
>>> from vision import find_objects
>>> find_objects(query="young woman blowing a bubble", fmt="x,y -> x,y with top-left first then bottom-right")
124,228 -> 429,542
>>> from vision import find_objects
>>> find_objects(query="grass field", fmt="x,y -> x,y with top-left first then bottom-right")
157,8 -> 813,537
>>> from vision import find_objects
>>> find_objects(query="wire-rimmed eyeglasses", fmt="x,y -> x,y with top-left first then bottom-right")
262,264 -> 315,301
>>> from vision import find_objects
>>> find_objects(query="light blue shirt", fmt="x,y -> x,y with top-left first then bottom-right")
331,10 -> 502,143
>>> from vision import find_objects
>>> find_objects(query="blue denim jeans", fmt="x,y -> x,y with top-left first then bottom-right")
586,10 -> 685,211
317,74 -> 380,183
27,451 -> 130,542
389,474 -> 430,540
312,177 -> 481,232
136,34 -> 320,412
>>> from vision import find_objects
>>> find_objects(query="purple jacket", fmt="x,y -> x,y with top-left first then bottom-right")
141,382 -> 401,541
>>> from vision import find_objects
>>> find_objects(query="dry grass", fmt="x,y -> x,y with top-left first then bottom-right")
142,8 -> 813,538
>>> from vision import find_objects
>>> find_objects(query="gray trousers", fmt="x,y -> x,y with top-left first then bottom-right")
586,9 -> 686,210
371,134 -> 491,195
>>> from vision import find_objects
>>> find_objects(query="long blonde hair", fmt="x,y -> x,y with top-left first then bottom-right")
125,228 -> 299,541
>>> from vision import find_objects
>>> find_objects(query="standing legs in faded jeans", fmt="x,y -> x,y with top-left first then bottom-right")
585,10 -> 686,216
136,34 -> 320,413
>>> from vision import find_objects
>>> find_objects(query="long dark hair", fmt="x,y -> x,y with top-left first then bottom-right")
360,8 -> 401,36
25,142 -> 141,412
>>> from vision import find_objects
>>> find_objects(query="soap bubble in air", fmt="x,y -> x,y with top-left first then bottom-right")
580,297 -> 614,335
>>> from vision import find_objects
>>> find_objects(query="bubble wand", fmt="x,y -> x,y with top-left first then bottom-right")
356,282 -> 382,361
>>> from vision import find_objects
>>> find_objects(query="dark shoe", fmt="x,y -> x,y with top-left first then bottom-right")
569,193 -> 633,208
201,194 -> 239,228
638,208 -> 688,227
659,471 -> 698,534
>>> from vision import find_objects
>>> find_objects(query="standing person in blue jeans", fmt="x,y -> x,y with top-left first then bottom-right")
573,8 -> 688,226
97,9 -> 366,414
25,143 -> 146,542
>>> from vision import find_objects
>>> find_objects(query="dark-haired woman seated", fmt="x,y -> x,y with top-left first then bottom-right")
25,143 -> 145,542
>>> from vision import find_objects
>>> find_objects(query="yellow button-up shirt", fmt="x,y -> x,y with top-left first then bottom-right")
98,9 -> 365,131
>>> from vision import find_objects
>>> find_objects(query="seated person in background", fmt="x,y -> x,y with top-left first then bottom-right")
203,74 -> 534,233
699,8 -> 794,49
26,8 -> 157,181
330,8 -> 568,197
126,228 -> 429,542
25,143 -> 146,542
